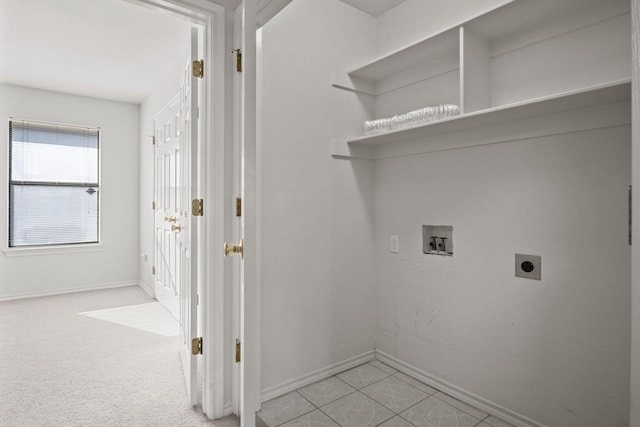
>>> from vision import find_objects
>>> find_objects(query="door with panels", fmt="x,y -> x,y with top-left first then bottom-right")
154,95 -> 182,319
154,27 -> 201,406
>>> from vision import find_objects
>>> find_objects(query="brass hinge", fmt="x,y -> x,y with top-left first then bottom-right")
232,49 -> 242,73
192,60 -> 204,78
152,266 -> 156,275
192,199 -> 204,216
151,136 -> 156,145
192,337 -> 203,355
235,339 -> 241,363
152,201 -> 156,210
235,197 -> 242,217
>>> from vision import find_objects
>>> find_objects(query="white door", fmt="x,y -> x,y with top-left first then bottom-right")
154,27 -> 201,406
154,95 -> 181,319
179,27 -> 201,407
233,1 -> 259,426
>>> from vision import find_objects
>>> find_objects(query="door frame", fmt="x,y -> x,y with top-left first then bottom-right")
125,0 -> 227,419
630,0 -> 639,424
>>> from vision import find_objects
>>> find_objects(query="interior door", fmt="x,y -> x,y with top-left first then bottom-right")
153,27 -> 200,407
178,27 -> 200,407
236,1 -> 259,426
154,95 -> 181,319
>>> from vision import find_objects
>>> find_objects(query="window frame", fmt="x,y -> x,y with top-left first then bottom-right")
7,118 -> 102,250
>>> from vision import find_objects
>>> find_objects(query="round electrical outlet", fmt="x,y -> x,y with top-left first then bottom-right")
521,261 -> 535,273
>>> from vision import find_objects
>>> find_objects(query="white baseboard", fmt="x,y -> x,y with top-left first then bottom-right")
137,280 -> 154,298
0,281 -> 141,302
223,401 -> 235,417
261,350 -> 376,402
375,351 -> 546,427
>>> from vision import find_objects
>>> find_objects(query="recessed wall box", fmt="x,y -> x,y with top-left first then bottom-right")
422,225 -> 453,256
515,254 -> 541,280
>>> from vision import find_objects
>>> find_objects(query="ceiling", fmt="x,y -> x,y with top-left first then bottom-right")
338,0 -> 406,17
0,0 -> 191,104
0,0 -> 406,104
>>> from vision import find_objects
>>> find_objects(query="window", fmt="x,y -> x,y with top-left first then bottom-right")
8,119 -> 100,247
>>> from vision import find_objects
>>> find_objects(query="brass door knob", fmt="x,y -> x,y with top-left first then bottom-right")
171,225 -> 181,232
164,216 -> 177,223
224,240 -> 243,258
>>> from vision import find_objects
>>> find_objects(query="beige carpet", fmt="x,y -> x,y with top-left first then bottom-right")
0,285 -> 239,426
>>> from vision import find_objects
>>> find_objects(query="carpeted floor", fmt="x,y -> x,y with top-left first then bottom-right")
0,285 -> 239,426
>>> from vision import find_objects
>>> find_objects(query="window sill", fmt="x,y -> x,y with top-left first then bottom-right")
3,243 -> 103,257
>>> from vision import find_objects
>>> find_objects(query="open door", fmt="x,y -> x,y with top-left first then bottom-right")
226,1 -> 259,426
154,94 -> 181,320
178,27 -> 201,406
152,26 -> 200,406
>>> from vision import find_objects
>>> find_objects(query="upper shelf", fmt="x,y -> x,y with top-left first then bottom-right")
332,0 -> 629,96
348,27 -> 459,83
330,80 -> 631,160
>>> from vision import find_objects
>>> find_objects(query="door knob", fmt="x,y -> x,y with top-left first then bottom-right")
171,225 -> 181,232
164,216 -> 177,223
224,240 -> 243,258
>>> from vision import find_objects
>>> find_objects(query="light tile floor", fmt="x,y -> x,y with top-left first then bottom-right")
257,360 -> 516,427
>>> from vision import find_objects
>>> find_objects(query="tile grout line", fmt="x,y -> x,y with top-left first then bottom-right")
276,391 -> 318,427
431,392 -> 489,422
316,403 -> 346,427
264,362 -> 506,427
361,381 -> 430,417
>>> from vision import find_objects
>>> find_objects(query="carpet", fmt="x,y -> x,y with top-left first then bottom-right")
0,285 -> 239,426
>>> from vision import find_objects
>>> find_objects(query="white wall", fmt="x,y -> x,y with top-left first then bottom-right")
0,84 -> 140,299
259,0 -> 377,392
373,1 -> 631,426
375,126 -> 631,427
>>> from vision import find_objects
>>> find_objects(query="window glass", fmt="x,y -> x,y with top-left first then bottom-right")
8,120 -> 100,247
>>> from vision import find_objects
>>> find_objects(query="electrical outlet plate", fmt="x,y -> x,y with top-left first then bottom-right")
390,235 -> 399,253
515,254 -> 541,280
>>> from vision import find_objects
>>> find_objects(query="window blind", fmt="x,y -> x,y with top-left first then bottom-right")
9,120 -> 100,247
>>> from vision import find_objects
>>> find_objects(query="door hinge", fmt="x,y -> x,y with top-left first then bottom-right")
152,201 -> 156,210
236,197 -> 242,217
192,199 -> 204,216
235,339 -> 241,363
232,48 -> 242,73
192,337 -> 203,355
192,60 -> 204,78
152,266 -> 156,275
151,136 -> 156,145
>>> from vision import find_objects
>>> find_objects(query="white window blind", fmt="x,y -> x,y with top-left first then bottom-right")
9,120 -> 100,247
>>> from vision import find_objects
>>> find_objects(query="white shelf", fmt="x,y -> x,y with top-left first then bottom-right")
331,0 -> 630,159
331,80 -> 631,160
332,0 -> 617,96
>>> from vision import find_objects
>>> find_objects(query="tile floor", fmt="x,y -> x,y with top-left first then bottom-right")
257,360 -> 516,427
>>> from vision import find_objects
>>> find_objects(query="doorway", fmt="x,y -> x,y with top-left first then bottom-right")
0,0 -> 229,421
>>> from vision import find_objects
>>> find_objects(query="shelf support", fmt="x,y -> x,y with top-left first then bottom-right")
330,71 -> 376,95
330,140 -> 373,159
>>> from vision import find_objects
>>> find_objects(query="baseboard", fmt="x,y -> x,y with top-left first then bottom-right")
0,281 -> 141,302
375,351 -> 546,427
137,280 -> 154,298
261,350 -> 376,402
223,401 -> 235,417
